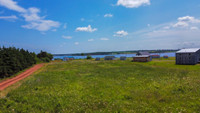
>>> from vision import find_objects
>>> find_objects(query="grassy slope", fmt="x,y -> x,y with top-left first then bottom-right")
0,58 -> 200,112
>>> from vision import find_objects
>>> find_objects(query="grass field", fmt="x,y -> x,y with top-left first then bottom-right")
1,58 -> 200,112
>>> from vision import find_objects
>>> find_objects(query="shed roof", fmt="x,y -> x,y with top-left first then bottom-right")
134,55 -> 150,58
176,48 -> 200,53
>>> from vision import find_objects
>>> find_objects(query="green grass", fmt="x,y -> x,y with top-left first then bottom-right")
1,58 -> 200,112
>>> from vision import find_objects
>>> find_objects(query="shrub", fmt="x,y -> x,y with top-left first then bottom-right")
86,55 -> 92,60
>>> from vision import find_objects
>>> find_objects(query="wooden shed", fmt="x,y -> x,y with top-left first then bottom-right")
63,57 -> 74,61
176,48 -> 200,65
133,55 -> 152,62
104,56 -> 115,60
163,55 -> 168,58
151,55 -> 160,58
120,56 -> 126,60
95,57 -> 100,61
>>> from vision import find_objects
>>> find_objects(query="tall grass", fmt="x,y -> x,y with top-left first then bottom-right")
0,59 -> 200,112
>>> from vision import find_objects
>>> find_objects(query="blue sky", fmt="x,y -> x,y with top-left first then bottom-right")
0,0 -> 200,54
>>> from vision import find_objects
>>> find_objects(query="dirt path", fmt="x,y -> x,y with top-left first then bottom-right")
0,64 -> 44,91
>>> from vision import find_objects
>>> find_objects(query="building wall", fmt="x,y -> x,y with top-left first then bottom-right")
133,57 -> 150,62
63,57 -> 74,61
63,58 -> 69,61
95,58 -> 100,61
151,55 -> 160,58
120,57 -> 126,60
104,58 -> 114,60
176,52 -> 198,65
196,50 -> 200,62
163,56 -> 168,58
104,56 -> 115,60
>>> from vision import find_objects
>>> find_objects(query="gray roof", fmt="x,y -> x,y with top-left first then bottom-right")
176,48 -> 200,53
134,55 -> 150,58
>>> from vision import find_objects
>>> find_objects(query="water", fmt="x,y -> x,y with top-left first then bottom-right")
53,52 -> 175,60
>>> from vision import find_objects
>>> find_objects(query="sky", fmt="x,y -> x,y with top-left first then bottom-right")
0,0 -> 200,54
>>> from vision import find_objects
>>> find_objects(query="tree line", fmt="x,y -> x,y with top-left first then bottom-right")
0,47 -> 53,78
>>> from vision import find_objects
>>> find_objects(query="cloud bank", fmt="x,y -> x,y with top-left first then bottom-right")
0,0 -> 60,32
0,15 -> 18,19
76,25 -> 97,32
117,0 -> 150,8
114,30 -> 128,37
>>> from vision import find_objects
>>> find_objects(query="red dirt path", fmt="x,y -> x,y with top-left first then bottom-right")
0,64 -> 44,91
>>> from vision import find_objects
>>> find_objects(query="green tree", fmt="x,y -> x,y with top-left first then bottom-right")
0,46 -> 36,78
37,51 -> 53,62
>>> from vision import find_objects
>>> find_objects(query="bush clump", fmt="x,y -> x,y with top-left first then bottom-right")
86,55 -> 92,60
37,51 -> 53,62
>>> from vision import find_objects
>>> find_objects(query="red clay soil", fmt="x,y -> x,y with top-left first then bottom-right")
0,64 -> 44,91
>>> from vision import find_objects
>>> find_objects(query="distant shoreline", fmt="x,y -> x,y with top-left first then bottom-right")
53,49 -> 178,56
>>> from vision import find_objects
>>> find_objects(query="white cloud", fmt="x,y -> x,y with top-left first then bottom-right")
117,0 -> 150,8
87,15 -> 200,50
0,15 -> 17,19
22,8 -> 41,22
22,20 -> 60,32
21,7 -> 60,31
114,30 -> 128,37
147,24 -> 150,27
178,16 -> 200,23
173,21 -> 189,28
88,39 -> 94,42
128,23 -> 200,49
190,27 -> 199,30
75,42 -> 79,45
100,38 -> 109,41
129,16 -> 200,49
62,35 -> 72,39
0,0 -> 26,12
76,25 -> 97,32
0,0 -> 60,32
104,14 -> 113,18
173,16 -> 200,28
